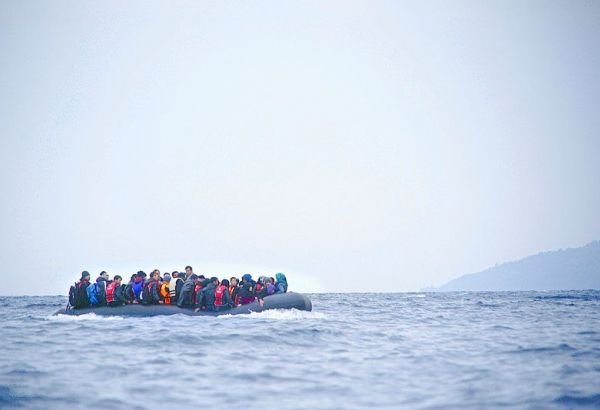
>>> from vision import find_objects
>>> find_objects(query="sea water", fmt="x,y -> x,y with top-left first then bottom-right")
0,291 -> 599,409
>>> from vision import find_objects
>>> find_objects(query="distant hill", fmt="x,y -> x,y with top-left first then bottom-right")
438,241 -> 600,291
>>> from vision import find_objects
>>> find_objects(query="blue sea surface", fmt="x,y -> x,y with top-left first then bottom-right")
0,291 -> 599,409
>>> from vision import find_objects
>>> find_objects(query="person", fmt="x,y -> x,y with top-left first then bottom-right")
184,266 -> 194,280
169,271 -> 184,305
131,271 -> 146,303
195,277 -> 218,311
238,274 -> 257,305
229,277 -> 240,307
177,274 -> 198,308
275,272 -> 288,293
214,279 -> 232,311
142,270 -> 161,305
86,275 -> 100,306
159,273 -> 171,304
265,277 -> 276,295
106,275 -> 128,306
192,275 -> 207,306
95,271 -> 110,306
69,271 -> 91,308
256,277 -> 275,302
124,274 -> 137,303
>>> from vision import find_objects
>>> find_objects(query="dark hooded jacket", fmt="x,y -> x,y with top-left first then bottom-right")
114,283 -> 129,305
96,277 -> 109,306
196,282 -> 217,309
73,279 -> 91,308
142,279 -> 161,305
177,276 -> 197,307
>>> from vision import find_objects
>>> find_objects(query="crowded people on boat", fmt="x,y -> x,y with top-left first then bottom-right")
68,268 -> 289,311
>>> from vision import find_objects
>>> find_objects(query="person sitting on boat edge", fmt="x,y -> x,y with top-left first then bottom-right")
214,279 -> 233,311
69,271 -> 91,308
131,271 -> 146,303
142,270 -> 161,305
177,274 -> 198,308
124,274 -> 136,303
159,273 -> 171,305
238,274 -> 257,305
195,277 -> 219,311
169,271 -> 184,305
229,277 -> 240,307
106,275 -> 128,307
275,272 -> 288,293
95,271 -> 110,306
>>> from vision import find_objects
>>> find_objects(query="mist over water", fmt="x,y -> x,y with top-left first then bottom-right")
1,291 -> 599,409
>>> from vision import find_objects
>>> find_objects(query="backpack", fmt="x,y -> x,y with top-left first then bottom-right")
96,281 -> 107,306
87,282 -> 99,305
68,284 -> 77,307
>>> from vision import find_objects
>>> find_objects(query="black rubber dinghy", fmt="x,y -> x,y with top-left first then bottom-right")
55,292 -> 312,317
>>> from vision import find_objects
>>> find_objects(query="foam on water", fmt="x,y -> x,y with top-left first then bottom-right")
46,312 -> 124,321
217,308 -> 327,320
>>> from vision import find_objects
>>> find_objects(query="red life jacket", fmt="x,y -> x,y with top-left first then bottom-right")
214,285 -> 227,306
106,281 -> 118,303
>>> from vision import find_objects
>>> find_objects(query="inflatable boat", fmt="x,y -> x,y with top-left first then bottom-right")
55,292 -> 312,317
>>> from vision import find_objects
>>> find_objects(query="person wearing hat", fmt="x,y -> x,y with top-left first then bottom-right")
71,271 -> 91,308
238,274 -> 257,305
159,273 -> 172,304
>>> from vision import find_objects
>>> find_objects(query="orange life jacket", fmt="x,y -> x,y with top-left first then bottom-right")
160,282 -> 170,304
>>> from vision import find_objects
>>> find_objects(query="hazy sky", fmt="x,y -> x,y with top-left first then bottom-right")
1,1 -> 599,295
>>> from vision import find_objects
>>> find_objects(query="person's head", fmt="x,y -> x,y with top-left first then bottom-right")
230,277 -> 239,287
198,275 -> 205,280
172,271 -> 179,278
210,276 -> 219,286
242,274 -> 252,283
151,271 -> 160,281
153,269 -> 160,276
81,271 -> 90,281
189,274 -> 198,282
163,273 -> 171,282
136,271 -> 146,281
185,266 -> 193,275
130,274 -> 137,282
221,279 -> 230,287
114,275 -> 123,285
100,271 -> 109,280
265,277 -> 273,284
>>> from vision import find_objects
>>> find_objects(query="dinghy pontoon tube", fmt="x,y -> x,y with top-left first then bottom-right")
55,292 -> 312,317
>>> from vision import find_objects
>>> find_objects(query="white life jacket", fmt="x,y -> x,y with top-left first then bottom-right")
169,277 -> 183,298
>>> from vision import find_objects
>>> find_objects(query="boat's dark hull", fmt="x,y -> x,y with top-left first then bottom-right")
55,292 -> 312,316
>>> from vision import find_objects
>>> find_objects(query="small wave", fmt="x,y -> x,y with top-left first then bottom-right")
510,343 -> 576,354
217,309 -> 326,321
554,393 -> 600,406
46,313 -> 124,321
476,301 -> 500,307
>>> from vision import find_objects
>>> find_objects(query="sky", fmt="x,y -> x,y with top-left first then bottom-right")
1,0 -> 599,295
